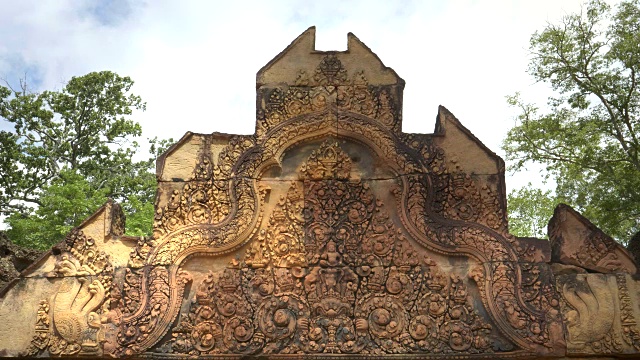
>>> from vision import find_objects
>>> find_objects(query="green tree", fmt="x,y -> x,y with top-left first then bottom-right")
0,71 -> 168,249
506,183 -> 559,238
503,0 -> 640,241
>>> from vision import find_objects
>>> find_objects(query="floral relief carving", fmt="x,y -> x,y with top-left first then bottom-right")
245,182 -> 305,268
398,140 -> 562,351
160,256 -> 503,355
571,232 -> 624,271
259,55 -> 399,135
110,108 -> 563,356
162,141 -> 511,356
92,266 -> 190,357
617,274 -> 640,350
22,39 -> 583,359
153,152 -> 230,240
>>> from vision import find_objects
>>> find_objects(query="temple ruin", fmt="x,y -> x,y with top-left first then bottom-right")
1,27 -> 639,359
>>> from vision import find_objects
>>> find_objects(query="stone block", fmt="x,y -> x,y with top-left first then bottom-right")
549,204 -> 637,274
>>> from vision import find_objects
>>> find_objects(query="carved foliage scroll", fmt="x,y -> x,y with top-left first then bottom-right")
161,142 -> 510,356
81,54 -> 565,358
259,55 -> 400,136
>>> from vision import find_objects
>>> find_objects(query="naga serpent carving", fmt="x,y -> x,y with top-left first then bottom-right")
560,274 -> 616,352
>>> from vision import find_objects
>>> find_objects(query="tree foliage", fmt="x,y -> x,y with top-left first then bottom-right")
503,0 -> 640,241
507,183 -> 559,239
0,71 -> 169,249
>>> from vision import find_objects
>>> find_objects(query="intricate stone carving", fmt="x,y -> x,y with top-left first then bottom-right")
549,204 -> 637,273
128,236 -> 153,268
107,267 -> 191,357
616,274 -> 640,350
160,263 -> 503,356
15,28 -> 640,359
245,182 -> 305,268
149,132 -> 267,267
49,229 -> 111,277
122,88 -> 561,357
26,300 -> 51,356
159,141 -> 513,356
553,272 -> 640,356
26,229 -> 113,356
557,274 -> 619,354
259,55 -> 400,136
152,161 -> 230,239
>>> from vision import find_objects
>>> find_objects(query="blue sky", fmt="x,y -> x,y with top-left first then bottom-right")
0,0 -> 616,192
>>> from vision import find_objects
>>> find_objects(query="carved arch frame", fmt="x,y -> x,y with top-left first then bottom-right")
116,106 -> 560,356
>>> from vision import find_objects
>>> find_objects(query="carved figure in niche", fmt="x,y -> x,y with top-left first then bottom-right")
278,142 -> 499,354
320,240 -> 342,267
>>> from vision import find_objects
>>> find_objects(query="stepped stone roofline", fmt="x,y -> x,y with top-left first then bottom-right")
159,27 -> 504,185
257,26 -> 404,88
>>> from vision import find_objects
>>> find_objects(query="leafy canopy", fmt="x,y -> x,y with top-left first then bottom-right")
506,183 -> 558,239
0,71 -> 169,249
503,0 -> 640,241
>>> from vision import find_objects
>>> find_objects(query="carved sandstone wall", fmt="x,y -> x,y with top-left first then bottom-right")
1,27 -> 639,359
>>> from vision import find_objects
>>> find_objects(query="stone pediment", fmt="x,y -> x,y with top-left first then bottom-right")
2,27 -> 640,359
